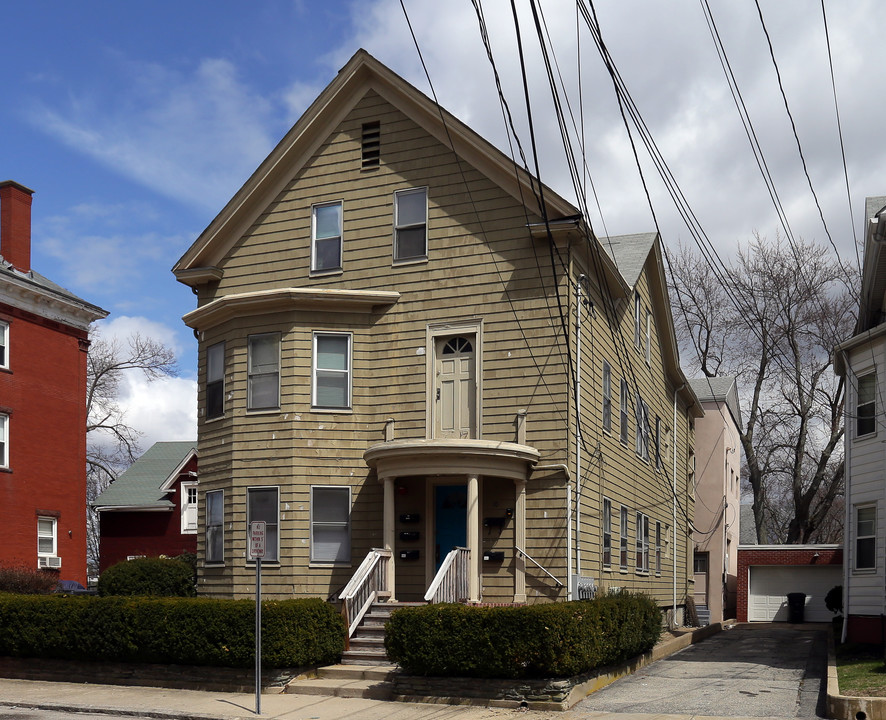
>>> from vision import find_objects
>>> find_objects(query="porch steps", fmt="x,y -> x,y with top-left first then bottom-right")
284,663 -> 397,699
696,604 -> 711,627
341,600 -> 424,666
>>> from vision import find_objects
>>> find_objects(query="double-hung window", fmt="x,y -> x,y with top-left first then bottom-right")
310,486 -> 351,563
602,361 -> 612,433
247,333 -> 280,411
619,506 -> 629,569
206,342 -> 224,420
247,487 -> 279,563
655,521 -> 662,574
180,481 -> 198,534
602,498 -> 612,567
0,414 -> 7,468
636,396 -> 650,461
855,504 -> 876,570
634,293 -> 642,349
636,512 -> 650,572
619,379 -> 629,444
645,309 -> 652,364
393,187 -> 427,262
205,490 -> 224,564
312,333 -> 352,409
655,416 -> 662,468
0,320 -> 8,369
857,372 -> 877,437
311,201 -> 342,273
37,517 -> 56,558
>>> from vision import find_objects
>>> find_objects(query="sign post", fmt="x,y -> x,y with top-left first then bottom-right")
249,521 -> 266,715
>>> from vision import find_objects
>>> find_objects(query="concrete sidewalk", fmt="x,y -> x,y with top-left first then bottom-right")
0,675 -> 812,720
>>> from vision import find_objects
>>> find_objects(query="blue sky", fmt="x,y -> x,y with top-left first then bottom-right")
2,1 -> 883,453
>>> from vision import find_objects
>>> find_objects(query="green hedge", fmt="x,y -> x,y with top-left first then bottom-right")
385,592 -> 662,678
98,557 -> 196,597
0,594 -> 345,668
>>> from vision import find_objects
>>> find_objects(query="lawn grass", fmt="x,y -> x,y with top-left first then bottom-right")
836,642 -> 886,697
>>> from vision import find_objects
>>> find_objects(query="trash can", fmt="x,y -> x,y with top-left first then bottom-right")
786,592 -> 806,623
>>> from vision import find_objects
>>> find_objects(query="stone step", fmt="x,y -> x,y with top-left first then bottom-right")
341,647 -> 392,666
318,664 -> 397,682
284,676 -> 393,700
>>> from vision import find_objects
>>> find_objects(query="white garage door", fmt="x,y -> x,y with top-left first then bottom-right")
748,565 -> 842,622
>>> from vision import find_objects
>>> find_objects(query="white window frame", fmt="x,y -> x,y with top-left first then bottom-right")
655,416 -> 662,468
857,371 -> 877,438
393,187 -> 428,263
602,498 -> 612,567
602,361 -> 612,434
636,512 -> 650,573
312,332 -> 352,410
855,503 -> 876,571
205,489 -> 224,565
619,505 -> 629,569
0,413 -> 7,469
311,200 -> 343,273
180,481 -> 198,534
645,309 -> 652,365
206,341 -> 225,420
619,378 -> 629,445
634,292 -> 642,349
310,485 -> 352,564
247,487 -> 279,563
635,396 -> 650,461
37,516 -> 57,558
655,521 -> 662,575
247,333 -> 280,411
0,320 -> 8,370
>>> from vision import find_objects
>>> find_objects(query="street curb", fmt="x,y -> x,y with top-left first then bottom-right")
826,626 -> 886,720
0,699 -> 223,720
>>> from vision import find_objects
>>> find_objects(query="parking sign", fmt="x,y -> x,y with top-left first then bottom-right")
249,521 -> 266,559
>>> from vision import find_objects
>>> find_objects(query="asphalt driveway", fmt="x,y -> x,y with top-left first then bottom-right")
568,624 -> 829,719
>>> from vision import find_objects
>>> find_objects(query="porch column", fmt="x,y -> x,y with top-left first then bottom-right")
383,476 -> 397,602
467,473 -> 480,602
514,479 -> 527,603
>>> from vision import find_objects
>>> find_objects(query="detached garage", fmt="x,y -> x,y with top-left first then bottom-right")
737,545 -> 842,623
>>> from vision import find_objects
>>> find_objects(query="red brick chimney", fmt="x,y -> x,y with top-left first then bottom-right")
0,180 -> 34,272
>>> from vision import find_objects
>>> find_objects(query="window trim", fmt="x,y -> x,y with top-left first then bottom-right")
37,516 -> 57,558
247,486 -> 279,563
205,489 -> 224,565
655,521 -> 662,575
645,309 -> 652,365
312,332 -> 353,410
619,505 -> 629,569
635,395 -> 650,461
855,503 -> 876,571
206,341 -> 225,420
393,187 -> 428,263
310,485 -> 352,564
635,512 -> 650,573
602,361 -> 612,434
0,319 -> 8,370
602,498 -> 612,568
247,333 -> 280,412
180,481 -> 198,534
856,371 -> 877,438
311,200 -> 343,274
634,293 -> 642,349
619,378 -> 629,445
0,413 -> 7,469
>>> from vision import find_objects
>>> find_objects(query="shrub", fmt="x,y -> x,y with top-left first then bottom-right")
385,591 -> 662,678
98,557 -> 196,597
0,594 -> 345,668
825,585 -> 843,615
0,565 -> 58,595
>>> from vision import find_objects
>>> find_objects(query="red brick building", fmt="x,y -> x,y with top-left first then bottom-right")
0,181 -> 107,585
93,442 -> 198,572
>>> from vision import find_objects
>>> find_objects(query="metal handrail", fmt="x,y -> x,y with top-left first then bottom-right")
424,547 -> 469,603
340,548 -> 392,643
515,544 -> 564,587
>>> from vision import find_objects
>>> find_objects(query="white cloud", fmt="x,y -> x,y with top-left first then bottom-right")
93,315 -> 186,359
122,373 -> 197,452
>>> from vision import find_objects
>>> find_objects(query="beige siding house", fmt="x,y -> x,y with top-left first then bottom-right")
172,50 -> 700,623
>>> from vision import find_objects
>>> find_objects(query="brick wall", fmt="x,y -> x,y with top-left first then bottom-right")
736,546 -> 842,622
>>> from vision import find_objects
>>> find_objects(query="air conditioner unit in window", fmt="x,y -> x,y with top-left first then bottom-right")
38,556 -> 61,569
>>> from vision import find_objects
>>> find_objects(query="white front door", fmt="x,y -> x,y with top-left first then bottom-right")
435,336 -> 476,439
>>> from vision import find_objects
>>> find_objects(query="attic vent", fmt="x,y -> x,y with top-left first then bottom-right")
361,121 -> 380,170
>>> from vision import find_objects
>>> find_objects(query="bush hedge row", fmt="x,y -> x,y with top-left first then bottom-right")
97,557 -> 196,597
385,591 -> 662,678
0,594 -> 345,669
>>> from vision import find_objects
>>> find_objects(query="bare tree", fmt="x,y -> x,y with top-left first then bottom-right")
86,331 -> 178,572
669,233 -> 856,544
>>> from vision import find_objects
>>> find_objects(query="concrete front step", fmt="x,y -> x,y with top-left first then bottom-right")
285,664 -> 397,699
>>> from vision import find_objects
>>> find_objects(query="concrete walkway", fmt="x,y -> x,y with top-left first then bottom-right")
567,624 -> 829,719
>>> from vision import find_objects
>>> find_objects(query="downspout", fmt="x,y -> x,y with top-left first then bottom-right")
841,350 -> 852,643
566,257 -> 575,601
575,275 -> 584,580
673,383 -> 685,628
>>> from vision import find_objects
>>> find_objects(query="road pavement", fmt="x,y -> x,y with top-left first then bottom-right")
567,623 -> 829,719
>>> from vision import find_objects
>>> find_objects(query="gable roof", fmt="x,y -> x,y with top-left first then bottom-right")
601,232 -> 658,290
688,376 -> 742,429
92,441 -> 197,512
173,49 -> 582,282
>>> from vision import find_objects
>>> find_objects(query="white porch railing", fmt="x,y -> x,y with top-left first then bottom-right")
339,548 -> 392,646
424,547 -> 469,604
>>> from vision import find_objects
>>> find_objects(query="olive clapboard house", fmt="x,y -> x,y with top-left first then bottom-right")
172,50 -> 700,627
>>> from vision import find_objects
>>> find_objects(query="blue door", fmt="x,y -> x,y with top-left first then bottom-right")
434,485 -> 467,570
